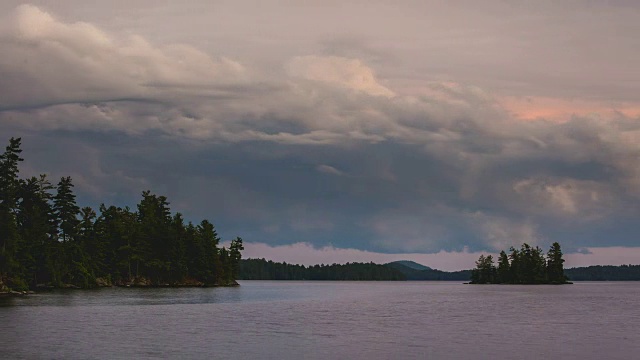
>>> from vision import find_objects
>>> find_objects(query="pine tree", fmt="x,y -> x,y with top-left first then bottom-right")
197,220 -> 220,284
229,237 -> 244,280
471,254 -> 496,284
16,175 -> 56,288
169,213 -> 188,282
532,245 -> 547,284
137,191 -> 172,282
546,242 -> 566,284
76,206 -> 100,285
508,246 -> 521,284
95,205 -> 138,281
53,176 -> 80,243
496,250 -> 510,284
0,138 -> 23,288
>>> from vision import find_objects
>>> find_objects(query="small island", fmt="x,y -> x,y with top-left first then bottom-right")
470,242 -> 571,284
0,137 -> 244,294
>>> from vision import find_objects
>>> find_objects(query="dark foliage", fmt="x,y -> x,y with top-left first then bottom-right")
0,138 -> 243,290
564,265 -> 640,281
470,242 -> 570,284
239,258 -> 406,280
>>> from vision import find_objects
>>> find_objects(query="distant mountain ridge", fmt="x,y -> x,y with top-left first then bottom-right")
386,260 -> 432,271
385,261 -> 471,281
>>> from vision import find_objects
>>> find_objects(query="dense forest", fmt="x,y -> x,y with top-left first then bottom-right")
240,256 -> 640,282
470,242 -> 570,284
239,258 -> 406,280
0,138 -> 243,292
564,265 -> 640,281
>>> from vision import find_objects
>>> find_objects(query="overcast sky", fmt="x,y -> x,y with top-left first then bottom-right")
2,1 -> 640,270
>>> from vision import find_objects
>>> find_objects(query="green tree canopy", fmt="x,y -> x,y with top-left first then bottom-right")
1,138 -> 244,291
470,242 -> 570,285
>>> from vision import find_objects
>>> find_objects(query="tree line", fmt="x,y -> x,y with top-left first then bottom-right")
470,242 -> 569,284
564,265 -> 640,281
239,258 -> 406,280
243,256 -> 640,282
0,138 -> 243,291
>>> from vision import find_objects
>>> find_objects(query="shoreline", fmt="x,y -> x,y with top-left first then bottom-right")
1,279 -> 240,296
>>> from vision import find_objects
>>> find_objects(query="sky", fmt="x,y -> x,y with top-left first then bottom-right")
1,1 -> 640,270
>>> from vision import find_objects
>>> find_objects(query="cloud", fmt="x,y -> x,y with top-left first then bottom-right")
242,242 -> 640,271
241,241 -> 483,271
316,164 -> 344,176
286,55 -> 395,98
0,4 -> 247,111
511,177 -> 615,219
564,247 -> 640,268
2,4 -> 640,259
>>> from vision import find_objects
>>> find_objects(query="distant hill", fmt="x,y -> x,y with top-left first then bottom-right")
385,261 -> 471,281
387,260 -> 432,271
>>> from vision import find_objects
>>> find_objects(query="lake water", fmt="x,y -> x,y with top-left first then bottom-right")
2,281 -> 640,359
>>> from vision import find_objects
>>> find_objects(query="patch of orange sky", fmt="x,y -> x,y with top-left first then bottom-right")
395,80 -> 640,122
498,96 -> 640,122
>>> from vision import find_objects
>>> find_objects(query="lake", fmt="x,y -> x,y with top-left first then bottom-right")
2,281 -> 640,359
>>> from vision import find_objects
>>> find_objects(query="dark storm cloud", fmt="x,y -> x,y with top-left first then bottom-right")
1,3 -> 640,259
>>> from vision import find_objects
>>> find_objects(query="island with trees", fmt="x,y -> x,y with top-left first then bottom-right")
470,242 -> 571,284
0,137 -> 243,294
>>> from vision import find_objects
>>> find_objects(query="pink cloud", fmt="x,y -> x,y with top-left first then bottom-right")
242,242 -> 640,272
244,242 -> 490,271
564,247 -> 640,268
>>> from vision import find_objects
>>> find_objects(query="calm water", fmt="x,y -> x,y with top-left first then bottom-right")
2,281 -> 640,359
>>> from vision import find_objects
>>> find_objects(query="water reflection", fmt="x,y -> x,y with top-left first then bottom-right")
2,282 -> 640,360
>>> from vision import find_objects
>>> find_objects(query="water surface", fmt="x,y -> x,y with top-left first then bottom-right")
2,281 -> 639,359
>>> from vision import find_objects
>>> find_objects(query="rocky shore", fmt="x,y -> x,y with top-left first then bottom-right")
0,280 -> 33,297
111,276 -> 239,288
1,276 -> 239,296
8,277 -> 240,294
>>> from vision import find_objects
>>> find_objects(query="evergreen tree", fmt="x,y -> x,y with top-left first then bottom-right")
0,138 -> 23,287
137,191 -> 172,282
496,250 -> 510,284
184,221 -> 205,280
95,205 -> 139,281
75,206 -> 99,286
16,175 -> 56,288
1,137 -> 244,291
508,246 -> 521,284
54,176 -> 80,242
169,213 -> 188,282
229,237 -> 244,279
547,242 -> 567,284
197,220 -> 220,284
218,247 -> 229,284
471,254 -> 496,284
532,245 -> 547,284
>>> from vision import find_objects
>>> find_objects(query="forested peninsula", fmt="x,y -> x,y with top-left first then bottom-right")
0,138 -> 243,293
